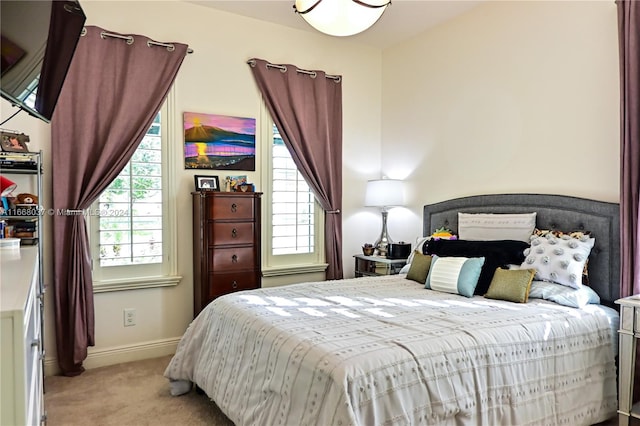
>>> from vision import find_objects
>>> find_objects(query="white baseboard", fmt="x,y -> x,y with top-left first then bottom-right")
44,337 -> 181,376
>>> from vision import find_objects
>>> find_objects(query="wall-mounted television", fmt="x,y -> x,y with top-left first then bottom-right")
1,1 -> 86,123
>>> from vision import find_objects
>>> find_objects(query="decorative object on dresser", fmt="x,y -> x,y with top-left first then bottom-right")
616,295 -> 640,425
194,175 -> 220,191
364,178 -> 404,257
192,191 -> 262,316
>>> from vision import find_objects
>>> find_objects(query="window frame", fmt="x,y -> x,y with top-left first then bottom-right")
89,91 -> 181,292
259,101 -> 327,277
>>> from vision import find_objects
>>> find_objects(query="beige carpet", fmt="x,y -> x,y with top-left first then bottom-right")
44,355 -> 234,426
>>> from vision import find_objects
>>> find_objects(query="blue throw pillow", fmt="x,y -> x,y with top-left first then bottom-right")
425,256 -> 485,297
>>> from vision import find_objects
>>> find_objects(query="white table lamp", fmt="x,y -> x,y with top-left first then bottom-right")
365,179 -> 404,257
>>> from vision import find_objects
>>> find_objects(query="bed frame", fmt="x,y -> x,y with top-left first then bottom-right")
423,193 -> 620,306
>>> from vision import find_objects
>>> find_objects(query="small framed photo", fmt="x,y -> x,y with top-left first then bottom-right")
194,175 -> 220,191
0,132 -> 29,152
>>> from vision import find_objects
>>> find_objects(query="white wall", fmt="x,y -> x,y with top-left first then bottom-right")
1,1 -> 383,373
382,0 -> 620,244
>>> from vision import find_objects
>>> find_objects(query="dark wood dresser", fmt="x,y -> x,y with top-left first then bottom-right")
192,191 -> 262,316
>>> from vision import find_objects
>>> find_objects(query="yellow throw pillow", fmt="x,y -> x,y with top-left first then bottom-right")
406,252 -> 432,284
484,268 -> 536,303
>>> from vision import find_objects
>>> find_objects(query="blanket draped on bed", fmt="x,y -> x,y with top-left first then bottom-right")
165,275 -> 618,426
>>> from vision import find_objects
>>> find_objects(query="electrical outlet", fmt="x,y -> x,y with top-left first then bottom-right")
123,308 -> 136,327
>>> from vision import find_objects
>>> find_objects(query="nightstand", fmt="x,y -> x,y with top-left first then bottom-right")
354,254 -> 406,277
617,295 -> 640,425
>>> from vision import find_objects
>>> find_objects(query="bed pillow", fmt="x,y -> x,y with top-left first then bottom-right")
424,239 -> 529,295
528,280 -> 600,308
521,234 -> 595,289
458,212 -> 537,242
484,268 -> 536,303
533,228 -> 591,284
425,255 -> 485,297
405,252 -> 432,284
407,237 -> 431,264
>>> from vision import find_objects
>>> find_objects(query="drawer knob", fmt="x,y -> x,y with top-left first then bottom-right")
231,203 -> 237,212
232,254 -> 238,263
231,228 -> 238,238
232,280 -> 238,289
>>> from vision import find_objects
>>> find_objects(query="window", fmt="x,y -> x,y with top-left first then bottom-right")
90,96 -> 180,291
97,114 -> 162,267
261,104 -> 325,275
272,125 -> 315,255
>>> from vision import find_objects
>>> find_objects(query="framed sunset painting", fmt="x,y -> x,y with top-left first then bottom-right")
184,112 -> 256,170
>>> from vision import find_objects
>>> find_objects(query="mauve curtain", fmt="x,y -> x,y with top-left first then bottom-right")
617,0 -> 640,298
51,26 -> 188,376
248,58 -> 343,280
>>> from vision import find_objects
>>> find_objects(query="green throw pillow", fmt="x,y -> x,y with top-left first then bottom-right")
484,268 -> 536,303
406,252 -> 432,284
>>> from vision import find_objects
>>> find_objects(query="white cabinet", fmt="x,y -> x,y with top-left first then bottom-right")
616,295 -> 640,425
1,247 -> 45,426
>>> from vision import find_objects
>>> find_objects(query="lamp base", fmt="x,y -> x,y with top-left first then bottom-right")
374,210 -> 393,257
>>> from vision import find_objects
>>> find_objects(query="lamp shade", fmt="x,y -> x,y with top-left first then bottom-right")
365,179 -> 404,208
294,0 -> 390,37
0,176 -> 17,196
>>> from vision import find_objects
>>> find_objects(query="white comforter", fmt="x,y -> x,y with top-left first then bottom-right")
165,275 -> 619,426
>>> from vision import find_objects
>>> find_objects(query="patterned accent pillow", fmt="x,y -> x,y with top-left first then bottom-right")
533,228 -> 591,284
521,233 -> 595,289
405,252 -> 432,284
484,268 -> 536,303
425,256 -> 485,297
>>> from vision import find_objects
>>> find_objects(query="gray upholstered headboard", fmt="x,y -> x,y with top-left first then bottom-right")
423,193 -> 620,306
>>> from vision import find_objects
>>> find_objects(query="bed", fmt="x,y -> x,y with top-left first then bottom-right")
165,193 -> 621,426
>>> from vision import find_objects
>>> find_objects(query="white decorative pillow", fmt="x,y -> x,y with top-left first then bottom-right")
520,234 -> 595,289
528,280 -> 600,308
425,255 -> 485,297
407,236 -> 431,264
458,212 -> 537,242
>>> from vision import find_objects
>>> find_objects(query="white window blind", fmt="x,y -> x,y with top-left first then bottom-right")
271,126 -> 315,255
98,114 -> 162,266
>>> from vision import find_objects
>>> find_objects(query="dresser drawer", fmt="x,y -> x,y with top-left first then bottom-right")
208,272 -> 259,299
210,246 -> 256,271
207,196 -> 256,220
209,222 -> 255,246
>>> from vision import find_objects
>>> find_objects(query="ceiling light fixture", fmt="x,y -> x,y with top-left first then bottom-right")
293,0 -> 391,37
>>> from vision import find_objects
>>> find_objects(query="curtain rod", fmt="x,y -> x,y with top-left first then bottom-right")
247,59 -> 341,82
82,29 -> 193,54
